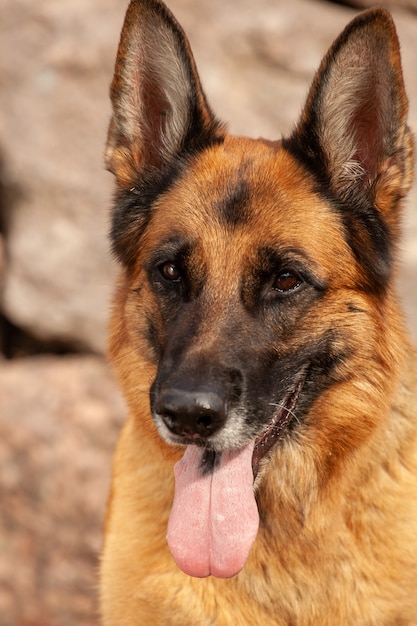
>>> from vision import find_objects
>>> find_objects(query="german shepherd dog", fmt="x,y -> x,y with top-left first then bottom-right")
101,1 -> 417,623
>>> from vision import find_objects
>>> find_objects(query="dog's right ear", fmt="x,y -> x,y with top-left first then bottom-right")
106,0 -> 224,186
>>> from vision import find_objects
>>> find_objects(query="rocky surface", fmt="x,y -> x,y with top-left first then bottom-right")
0,356 -> 125,626
0,1 -> 416,624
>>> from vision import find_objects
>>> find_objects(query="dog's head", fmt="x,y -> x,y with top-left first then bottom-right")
106,0 -> 413,578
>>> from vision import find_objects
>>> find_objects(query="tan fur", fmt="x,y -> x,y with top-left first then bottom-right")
101,3 -> 417,624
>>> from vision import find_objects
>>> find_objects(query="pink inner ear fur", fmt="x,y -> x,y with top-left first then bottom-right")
349,101 -> 384,185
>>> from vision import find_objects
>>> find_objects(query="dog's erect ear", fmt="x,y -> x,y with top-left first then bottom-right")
106,0 -> 224,186
286,8 -> 413,224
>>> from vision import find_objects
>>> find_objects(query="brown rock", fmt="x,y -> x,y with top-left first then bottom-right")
0,0 -> 122,352
0,355 -> 125,626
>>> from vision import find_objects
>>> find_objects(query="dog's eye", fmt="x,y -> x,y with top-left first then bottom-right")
273,271 -> 302,293
160,261 -> 182,283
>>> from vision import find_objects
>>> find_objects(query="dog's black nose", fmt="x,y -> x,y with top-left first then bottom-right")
156,386 -> 227,439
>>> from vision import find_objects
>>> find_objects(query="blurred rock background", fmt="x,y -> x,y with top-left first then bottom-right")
0,0 -> 416,624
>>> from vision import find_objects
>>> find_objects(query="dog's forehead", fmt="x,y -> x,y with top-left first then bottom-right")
149,136 -> 349,271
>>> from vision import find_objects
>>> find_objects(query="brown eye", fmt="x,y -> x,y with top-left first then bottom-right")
273,271 -> 302,293
160,262 -> 182,282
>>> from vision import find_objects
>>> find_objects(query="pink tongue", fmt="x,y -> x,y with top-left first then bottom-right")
167,442 -> 259,578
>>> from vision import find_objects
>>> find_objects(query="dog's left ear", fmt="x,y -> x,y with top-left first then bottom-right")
106,0 -> 224,186
286,8 -> 414,228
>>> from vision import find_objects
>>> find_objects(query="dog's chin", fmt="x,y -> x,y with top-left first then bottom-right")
155,369 -> 307,480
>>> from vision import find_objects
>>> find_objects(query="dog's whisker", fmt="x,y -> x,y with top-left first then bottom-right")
269,402 -> 301,425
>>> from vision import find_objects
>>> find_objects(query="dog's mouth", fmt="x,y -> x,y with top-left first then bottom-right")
252,373 -> 305,478
166,370 -> 306,581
